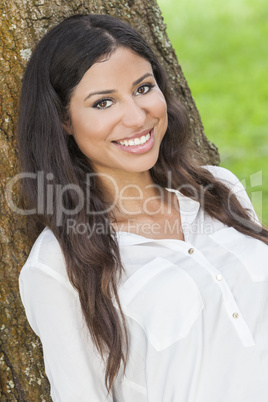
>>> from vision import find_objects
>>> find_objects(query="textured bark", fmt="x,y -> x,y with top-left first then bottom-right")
0,0 -> 219,399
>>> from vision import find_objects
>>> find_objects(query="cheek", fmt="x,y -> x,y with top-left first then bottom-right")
71,109 -> 115,141
150,92 -> 168,121
156,94 -> 168,135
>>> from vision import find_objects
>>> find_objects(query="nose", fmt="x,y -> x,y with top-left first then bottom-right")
121,98 -> 146,129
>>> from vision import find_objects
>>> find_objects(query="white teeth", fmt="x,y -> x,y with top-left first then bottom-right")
140,135 -> 147,144
118,132 -> 151,146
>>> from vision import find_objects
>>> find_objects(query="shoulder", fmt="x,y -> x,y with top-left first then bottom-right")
203,165 -> 259,222
19,228 -> 77,336
203,165 -> 248,196
20,227 -> 69,284
204,165 -> 242,187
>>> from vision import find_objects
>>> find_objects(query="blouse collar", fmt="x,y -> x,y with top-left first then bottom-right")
116,189 -> 200,246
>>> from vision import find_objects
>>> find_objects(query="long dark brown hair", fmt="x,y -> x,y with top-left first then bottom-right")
18,14 -> 268,392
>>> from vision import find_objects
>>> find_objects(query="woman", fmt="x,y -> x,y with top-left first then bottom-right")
18,14 -> 268,402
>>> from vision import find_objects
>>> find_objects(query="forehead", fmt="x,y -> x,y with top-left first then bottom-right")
93,46 -> 151,72
75,47 -> 153,92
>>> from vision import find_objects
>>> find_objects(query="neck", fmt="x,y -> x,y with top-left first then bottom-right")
95,169 -> 164,218
93,167 -> 183,241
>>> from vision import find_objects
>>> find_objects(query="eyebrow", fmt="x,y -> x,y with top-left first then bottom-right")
84,72 -> 154,102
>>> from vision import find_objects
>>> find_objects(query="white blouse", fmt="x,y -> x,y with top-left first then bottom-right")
19,166 -> 268,402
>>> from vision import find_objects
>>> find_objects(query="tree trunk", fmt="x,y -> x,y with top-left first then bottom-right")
0,0 -> 219,399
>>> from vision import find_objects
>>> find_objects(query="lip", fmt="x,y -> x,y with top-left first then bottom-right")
113,128 -> 155,154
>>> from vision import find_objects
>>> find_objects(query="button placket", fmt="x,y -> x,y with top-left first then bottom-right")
188,249 -> 255,347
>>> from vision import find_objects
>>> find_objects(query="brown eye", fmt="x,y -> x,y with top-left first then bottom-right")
98,100 -> 108,108
136,84 -> 154,96
93,99 -> 113,109
138,86 -> 146,94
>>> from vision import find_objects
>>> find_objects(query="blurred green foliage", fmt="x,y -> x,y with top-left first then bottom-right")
158,0 -> 268,225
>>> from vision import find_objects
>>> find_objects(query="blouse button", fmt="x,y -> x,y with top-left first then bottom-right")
188,248 -> 195,255
216,274 -> 223,281
232,312 -> 239,319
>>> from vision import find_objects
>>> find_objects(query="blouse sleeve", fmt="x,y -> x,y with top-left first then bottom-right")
19,261 -> 113,402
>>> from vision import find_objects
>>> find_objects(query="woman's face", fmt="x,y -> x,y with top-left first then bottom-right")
68,46 -> 168,176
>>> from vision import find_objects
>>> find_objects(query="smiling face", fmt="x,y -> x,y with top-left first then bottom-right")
68,46 -> 168,177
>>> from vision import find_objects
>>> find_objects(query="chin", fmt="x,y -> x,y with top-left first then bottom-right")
126,155 -> 160,173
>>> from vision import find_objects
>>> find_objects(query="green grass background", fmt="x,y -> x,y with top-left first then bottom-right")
158,0 -> 268,225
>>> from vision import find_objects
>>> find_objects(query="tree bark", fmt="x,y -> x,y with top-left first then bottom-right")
0,0 -> 219,399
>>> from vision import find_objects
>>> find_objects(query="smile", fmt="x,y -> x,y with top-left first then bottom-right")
113,128 -> 155,154
118,132 -> 151,147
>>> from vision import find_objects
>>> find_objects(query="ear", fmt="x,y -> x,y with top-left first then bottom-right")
62,120 -> 72,135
